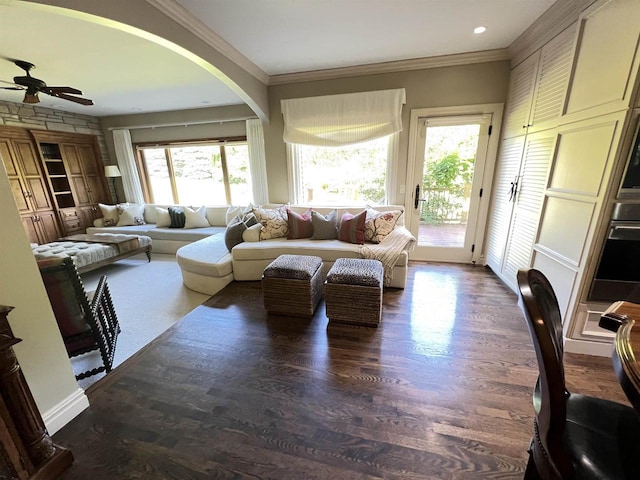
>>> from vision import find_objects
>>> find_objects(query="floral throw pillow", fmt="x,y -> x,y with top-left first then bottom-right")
252,205 -> 289,240
364,208 -> 403,243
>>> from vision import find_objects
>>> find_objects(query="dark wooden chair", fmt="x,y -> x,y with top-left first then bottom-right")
516,268 -> 640,479
38,257 -> 120,380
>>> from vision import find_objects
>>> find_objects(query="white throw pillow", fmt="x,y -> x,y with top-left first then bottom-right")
116,204 -> 146,226
242,222 -> 262,242
184,206 -> 210,229
155,207 -> 171,228
99,202 -> 129,227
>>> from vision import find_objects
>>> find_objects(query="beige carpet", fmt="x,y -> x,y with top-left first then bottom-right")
74,253 -> 209,389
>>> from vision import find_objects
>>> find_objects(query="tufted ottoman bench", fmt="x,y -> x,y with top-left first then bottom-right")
325,258 -> 384,326
262,254 -> 324,317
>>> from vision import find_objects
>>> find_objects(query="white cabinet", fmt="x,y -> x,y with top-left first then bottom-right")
502,24 -> 577,139
566,0 -> 640,117
486,130 -> 556,291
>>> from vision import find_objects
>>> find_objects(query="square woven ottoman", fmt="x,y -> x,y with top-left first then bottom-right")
262,254 -> 324,317
325,258 -> 384,326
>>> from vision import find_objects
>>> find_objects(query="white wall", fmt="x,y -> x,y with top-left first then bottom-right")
0,157 -> 83,430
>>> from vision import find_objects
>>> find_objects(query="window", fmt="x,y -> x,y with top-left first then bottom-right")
136,140 -> 252,206
291,136 -> 392,206
281,89 -> 405,206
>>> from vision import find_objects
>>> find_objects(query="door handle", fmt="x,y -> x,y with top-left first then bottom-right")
414,184 -> 420,209
509,176 -> 519,202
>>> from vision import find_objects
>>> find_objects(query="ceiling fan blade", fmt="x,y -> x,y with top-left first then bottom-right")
44,90 -> 94,106
41,86 -> 83,95
0,79 -> 24,89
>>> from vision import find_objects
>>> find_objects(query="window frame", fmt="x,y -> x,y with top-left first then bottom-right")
134,136 -> 247,205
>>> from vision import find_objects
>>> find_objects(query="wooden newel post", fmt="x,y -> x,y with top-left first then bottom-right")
0,305 -> 73,479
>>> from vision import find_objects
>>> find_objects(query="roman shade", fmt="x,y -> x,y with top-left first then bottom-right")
281,88 -> 406,146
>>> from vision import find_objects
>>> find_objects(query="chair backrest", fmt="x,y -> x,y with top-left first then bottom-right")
38,257 -> 96,354
516,268 -> 573,479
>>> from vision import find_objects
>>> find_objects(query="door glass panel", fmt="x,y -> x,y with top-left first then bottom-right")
419,124 -> 480,248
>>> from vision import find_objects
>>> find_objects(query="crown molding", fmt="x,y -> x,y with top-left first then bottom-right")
145,0 -> 270,84
508,0 -> 597,68
268,49 -> 510,86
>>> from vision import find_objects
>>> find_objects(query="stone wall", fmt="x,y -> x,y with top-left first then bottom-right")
0,100 -> 110,165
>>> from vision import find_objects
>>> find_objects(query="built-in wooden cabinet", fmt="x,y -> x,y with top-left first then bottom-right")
0,127 -> 61,245
0,126 -> 108,242
32,131 -> 109,236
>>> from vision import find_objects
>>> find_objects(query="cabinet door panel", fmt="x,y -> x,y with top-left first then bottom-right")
20,215 -> 39,244
14,140 -> 41,177
0,140 -> 18,176
77,144 -> 100,176
485,136 -> 525,273
503,53 -> 539,138
502,131 -> 556,290
70,176 -> 91,205
85,175 -> 108,204
530,23 -> 577,128
61,144 -> 82,175
10,178 -> 30,212
25,176 -> 53,211
36,211 -> 62,243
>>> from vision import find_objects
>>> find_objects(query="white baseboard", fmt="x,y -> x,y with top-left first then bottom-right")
42,387 -> 89,435
564,337 -> 615,357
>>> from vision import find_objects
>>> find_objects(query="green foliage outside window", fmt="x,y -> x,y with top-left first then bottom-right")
421,152 -> 474,223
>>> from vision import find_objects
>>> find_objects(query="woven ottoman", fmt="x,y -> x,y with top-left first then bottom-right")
262,254 -> 324,317
325,258 -> 383,326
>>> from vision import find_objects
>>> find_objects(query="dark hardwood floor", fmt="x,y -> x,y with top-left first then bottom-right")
53,262 -> 629,479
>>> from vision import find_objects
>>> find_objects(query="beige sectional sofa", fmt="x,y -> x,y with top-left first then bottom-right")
87,203 -> 411,296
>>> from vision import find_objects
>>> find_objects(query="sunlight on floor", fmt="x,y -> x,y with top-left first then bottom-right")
410,270 -> 458,356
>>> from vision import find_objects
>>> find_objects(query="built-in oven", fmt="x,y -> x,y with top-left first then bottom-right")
590,202 -> 640,302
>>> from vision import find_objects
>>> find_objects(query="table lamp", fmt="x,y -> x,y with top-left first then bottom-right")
104,165 -> 121,203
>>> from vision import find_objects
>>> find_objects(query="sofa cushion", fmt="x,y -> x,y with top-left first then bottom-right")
146,226 -> 224,242
253,205 -> 288,240
364,207 -> 403,243
117,204 -> 146,226
225,216 -> 247,251
338,210 -> 366,244
287,208 -> 313,239
184,206 -> 210,228
168,207 -> 186,228
310,209 -> 338,240
155,207 -> 172,228
176,235 -> 233,278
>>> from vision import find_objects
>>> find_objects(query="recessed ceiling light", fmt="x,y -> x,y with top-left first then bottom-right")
474,26 -> 487,34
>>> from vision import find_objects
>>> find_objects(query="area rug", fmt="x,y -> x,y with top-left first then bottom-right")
74,253 -> 209,389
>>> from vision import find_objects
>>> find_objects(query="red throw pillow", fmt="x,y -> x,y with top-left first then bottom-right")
287,208 -> 313,239
338,210 -> 366,244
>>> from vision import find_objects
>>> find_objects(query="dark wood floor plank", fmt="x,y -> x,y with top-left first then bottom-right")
54,262 -> 629,479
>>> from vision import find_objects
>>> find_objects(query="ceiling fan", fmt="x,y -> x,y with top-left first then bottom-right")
0,59 -> 93,106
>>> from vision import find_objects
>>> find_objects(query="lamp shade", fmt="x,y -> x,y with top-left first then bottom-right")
104,165 -> 121,178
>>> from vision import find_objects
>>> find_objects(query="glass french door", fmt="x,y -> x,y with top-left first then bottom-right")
407,114 -> 492,262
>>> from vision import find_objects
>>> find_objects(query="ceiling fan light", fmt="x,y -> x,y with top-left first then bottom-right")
23,92 -> 40,104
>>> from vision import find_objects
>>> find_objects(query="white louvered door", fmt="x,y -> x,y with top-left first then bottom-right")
529,23 -> 577,130
502,53 -> 539,139
484,136 -> 525,273
501,130 -> 556,291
